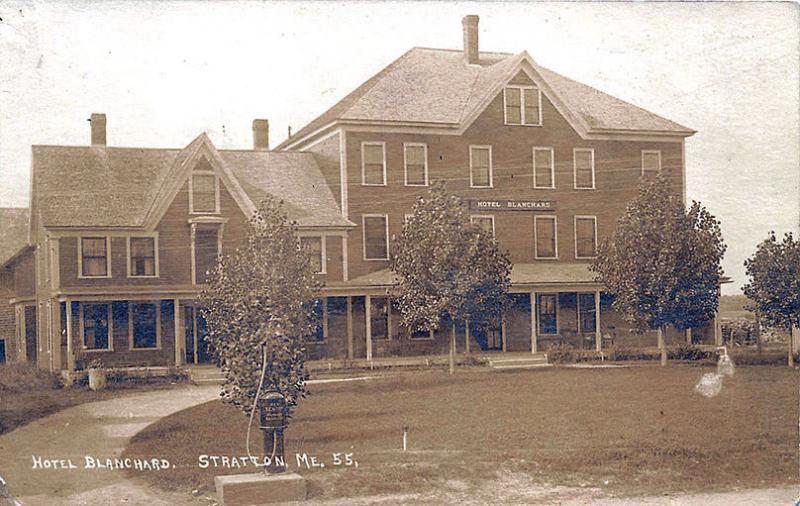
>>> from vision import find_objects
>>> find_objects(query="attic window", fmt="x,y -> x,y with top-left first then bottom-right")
190,173 -> 219,214
504,86 -> 542,126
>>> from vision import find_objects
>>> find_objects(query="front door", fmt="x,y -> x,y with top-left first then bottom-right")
24,306 -> 37,363
474,324 -> 503,352
184,306 -> 213,364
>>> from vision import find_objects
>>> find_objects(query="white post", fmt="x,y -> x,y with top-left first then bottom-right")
501,315 -> 507,353
465,319 -> 470,354
792,326 -> 800,355
322,297 -> 329,340
174,299 -> 182,367
714,312 -> 722,346
686,328 -> 692,345
65,299 -> 74,372
365,295 -> 373,362
530,291 -> 537,354
594,290 -> 601,352
346,296 -> 354,360
190,223 -> 197,285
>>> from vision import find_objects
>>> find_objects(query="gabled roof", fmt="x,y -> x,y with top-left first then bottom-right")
0,207 -> 30,266
30,136 -> 352,230
278,47 -> 693,149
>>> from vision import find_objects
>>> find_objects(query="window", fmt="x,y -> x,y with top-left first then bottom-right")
470,146 -> 492,188
471,215 -> 495,238
129,302 -> 159,349
363,215 -> 389,260
190,174 -> 218,213
578,293 -> 597,334
80,237 -> 110,277
300,236 -> 324,274
504,86 -> 542,126
82,303 -> 112,350
533,147 -> 555,189
538,294 -> 557,335
404,143 -> 428,186
361,142 -> 386,185
575,216 -> 598,259
641,150 -> 661,177
573,148 -> 595,189
534,215 -> 557,259
194,228 -> 220,284
128,237 -> 157,277
370,297 -> 390,340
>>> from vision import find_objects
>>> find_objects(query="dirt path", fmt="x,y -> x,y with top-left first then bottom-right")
0,384 -> 219,505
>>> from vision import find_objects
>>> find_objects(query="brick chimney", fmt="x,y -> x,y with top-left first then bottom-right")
462,15 -> 479,65
89,113 -> 106,146
252,119 -> 269,150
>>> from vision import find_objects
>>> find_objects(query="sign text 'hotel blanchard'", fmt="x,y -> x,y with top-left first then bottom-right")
468,199 -> 555,212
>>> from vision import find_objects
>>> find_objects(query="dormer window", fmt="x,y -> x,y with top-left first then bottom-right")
504,86 -> 542,126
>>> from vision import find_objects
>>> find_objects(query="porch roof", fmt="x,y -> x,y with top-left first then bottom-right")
327,263 -> 598,291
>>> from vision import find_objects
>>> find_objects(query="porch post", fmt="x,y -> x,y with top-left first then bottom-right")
365,295 -> 373,361
346,296 -> 354,360
713,312 -> 722,346
792,326 -> 800,354
190,223 -> 197,285
530,291 -> 537,354
174,299 -> 183,367
322,297 -> 329,340
65,299 -> 74,372
685,328 -> 692,345
465,319 -> 470,354
501,315 -> 507,353
594,290 -> 602,352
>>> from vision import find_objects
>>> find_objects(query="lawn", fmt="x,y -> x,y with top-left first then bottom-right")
123,366 -> 798,500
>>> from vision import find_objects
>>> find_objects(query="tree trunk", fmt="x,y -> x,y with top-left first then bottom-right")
449,324 -> 456,375
657,326 -> 667,367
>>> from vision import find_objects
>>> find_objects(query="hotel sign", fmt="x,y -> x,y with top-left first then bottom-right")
468,199 -> 554,212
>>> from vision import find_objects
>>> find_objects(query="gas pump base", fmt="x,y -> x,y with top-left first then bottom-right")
214,472 -> 307,506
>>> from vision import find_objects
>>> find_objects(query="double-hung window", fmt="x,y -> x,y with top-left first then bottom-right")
362,142 -> 386,185
534,215 -> 557,259
80,237 -> 110,278
469,146 -> 492,188
573,148 -> 595,189
404,143 -> 428,186
363,214 -> 389,260
641,150 -> 661,177
129,302 -> 160,349
300,236 -> 325,274
533,147 -> 555,189
504,86 -> 542,126
574,216 -> 598,259
370,297 -> 390,340
128,236 -> 157,277
81,303 -> 112,350
537,294 -> 558,335
470,215 -> 495,239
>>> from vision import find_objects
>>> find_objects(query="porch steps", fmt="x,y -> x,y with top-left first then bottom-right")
187,365 -> 224,385
487,354 -> 550,370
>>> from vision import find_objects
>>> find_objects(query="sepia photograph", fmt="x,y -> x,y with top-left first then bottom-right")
0,1 -> 798,505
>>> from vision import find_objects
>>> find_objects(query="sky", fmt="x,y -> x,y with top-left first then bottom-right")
0,1 -> 798,294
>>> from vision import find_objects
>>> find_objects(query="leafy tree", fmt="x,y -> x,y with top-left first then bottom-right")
200,197 -> 322,415
590,173 -> 726,366
743,232 -> 800,366
391,182 -> 512,374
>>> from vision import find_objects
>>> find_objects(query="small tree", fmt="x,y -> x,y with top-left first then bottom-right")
391,182 -> 512,374
201,197 -> 321,416
743,232 -> 800,366
591,173 -> 726,366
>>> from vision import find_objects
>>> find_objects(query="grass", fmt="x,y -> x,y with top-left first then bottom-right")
0,363 -> 184,435
123,366 -> 799,500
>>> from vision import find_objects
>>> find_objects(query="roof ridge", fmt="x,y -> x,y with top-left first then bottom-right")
32,144 -> 183,151
411,46 -> 515,57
